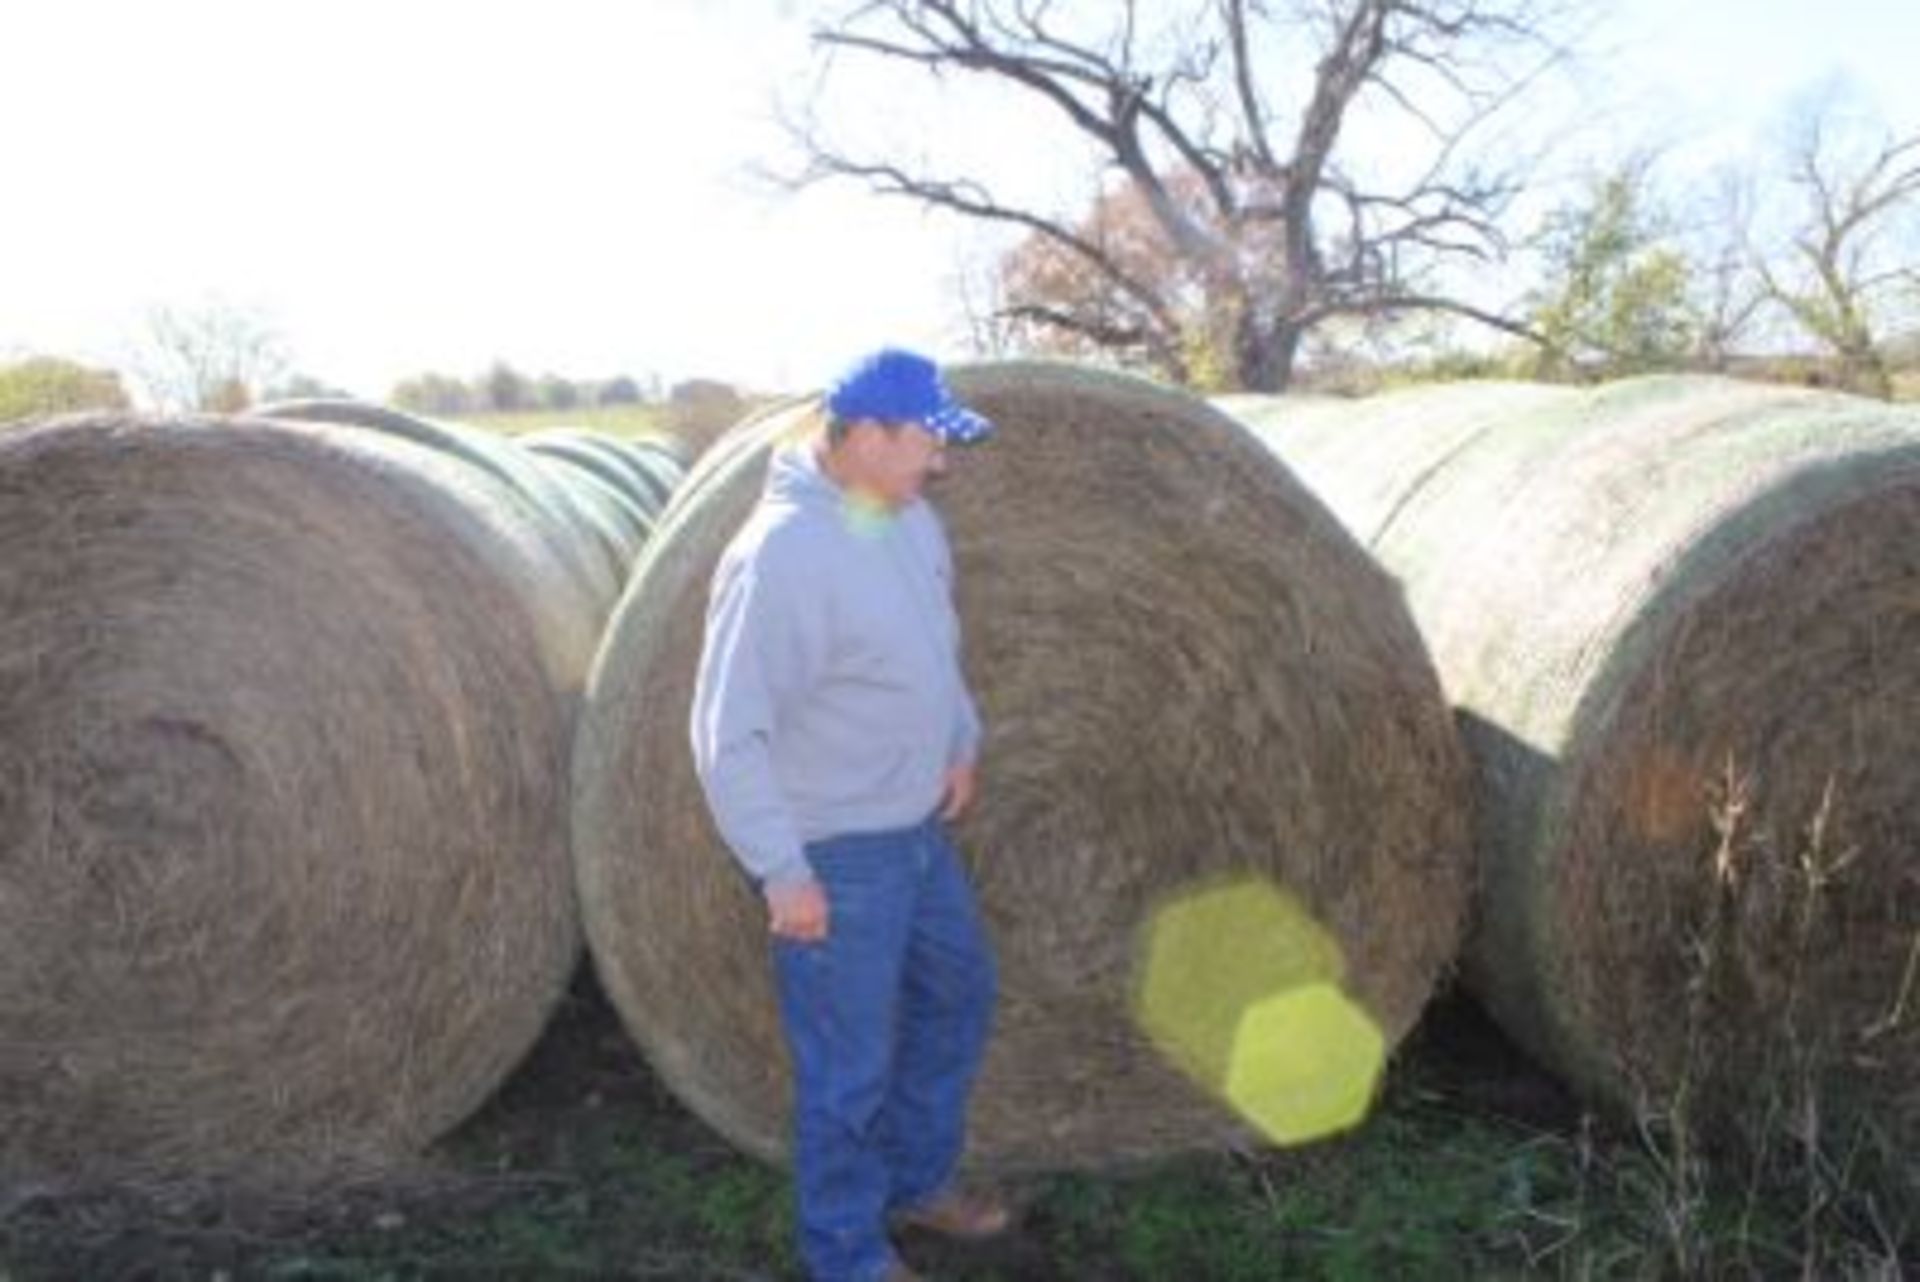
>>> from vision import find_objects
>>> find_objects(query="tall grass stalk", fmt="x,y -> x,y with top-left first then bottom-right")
1625,761 -> 1910,1280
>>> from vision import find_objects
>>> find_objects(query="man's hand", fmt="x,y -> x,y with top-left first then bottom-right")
766,878 -> 829,941
940,763 -> 979,822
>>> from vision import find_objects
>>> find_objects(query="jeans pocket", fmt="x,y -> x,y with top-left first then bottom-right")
772,934 -> 833,1034
807,844 -> 892,929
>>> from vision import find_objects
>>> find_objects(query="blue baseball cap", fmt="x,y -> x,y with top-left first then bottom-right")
825,347 -> 994,444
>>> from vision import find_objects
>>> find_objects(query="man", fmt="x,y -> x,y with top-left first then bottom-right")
690,348 -> 1009,1282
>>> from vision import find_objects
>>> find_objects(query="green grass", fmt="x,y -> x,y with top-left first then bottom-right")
2,982 -> 1906,1281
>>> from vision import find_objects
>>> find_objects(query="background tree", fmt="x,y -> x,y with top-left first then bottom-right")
131,302 -> 290,412
996,167 -> 1227,383
481,360 -> 530,413
1524,158 -> 1700,381
787,0 -> 1576,390
203,377 -> 253,414
0,356 -> 131,422
264,373 -> 352,402
596,374 -> 643,406
950,246 -> 1020,362
665,378 -> 746,454
1685,168 -> 1768,372
391,372 -> 474,416
1753,92 -> 1920,399
537,374 -> 581,412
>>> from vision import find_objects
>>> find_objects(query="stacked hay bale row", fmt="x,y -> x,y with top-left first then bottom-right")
519,428 -> 684,557
0,404 -> 682,1183
21,360 -> 1911,1195
260,400 -> 688,612
573,363 -> 1474,1170
1224,376 -> 1920,1162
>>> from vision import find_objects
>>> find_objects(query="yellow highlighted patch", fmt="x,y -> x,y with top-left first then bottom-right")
1136,878 -> 1384,1145
1222,982 -> 1385,1143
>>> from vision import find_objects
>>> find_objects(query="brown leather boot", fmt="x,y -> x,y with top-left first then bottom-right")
890,1187 -> 1014,1240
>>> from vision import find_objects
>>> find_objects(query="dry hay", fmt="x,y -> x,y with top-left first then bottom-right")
0,414 -> 585,1183
1227,375 -> 1920,1155
572,361 -> 1470,1171
257,398 -> 629,606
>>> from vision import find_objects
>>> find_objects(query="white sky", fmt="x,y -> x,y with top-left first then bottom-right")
2,0 -> 1916,401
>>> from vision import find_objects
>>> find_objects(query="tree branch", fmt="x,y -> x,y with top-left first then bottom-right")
793,144 -> 1188,342
1225,0 -> 1278,171
789,0 -> 1568,390
1304,291 -> 1547,346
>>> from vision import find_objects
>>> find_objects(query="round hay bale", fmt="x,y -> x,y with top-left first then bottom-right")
0,414 -> 583,1183
658,392 -> 814,515
518,433 -> 662,545
1227,375 -> 1920,1154
521,430 -> 653,501
573,361 -> 1470,1171
519,428 -> 681,512
601,433 -> 689,494
608,434 -> 693,497
577,433 -> 682,510
257,398 -> 627,610
516,450 -> 652,571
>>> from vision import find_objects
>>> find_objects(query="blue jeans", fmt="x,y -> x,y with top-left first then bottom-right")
772,814 -> 998,1282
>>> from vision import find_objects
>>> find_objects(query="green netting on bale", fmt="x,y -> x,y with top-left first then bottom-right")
1228,376 -> 1920,1164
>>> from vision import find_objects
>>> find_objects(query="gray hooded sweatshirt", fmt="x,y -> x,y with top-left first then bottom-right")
689,442 -> 983,889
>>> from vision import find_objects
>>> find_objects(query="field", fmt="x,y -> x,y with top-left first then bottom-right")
2,967 -> 1904,1281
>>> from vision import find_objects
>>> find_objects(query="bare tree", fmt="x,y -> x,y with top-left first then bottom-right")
133,302 -> 291,413
482,360 -> 531,413
1685,166 -> 1767,372
1756,96 -> 1920,399
392,372 -> 475,416
783,0 -> 1578,390
948,237 -> 1021,360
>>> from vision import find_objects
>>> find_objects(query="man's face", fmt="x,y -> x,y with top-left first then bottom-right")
841,419 -> 948,509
